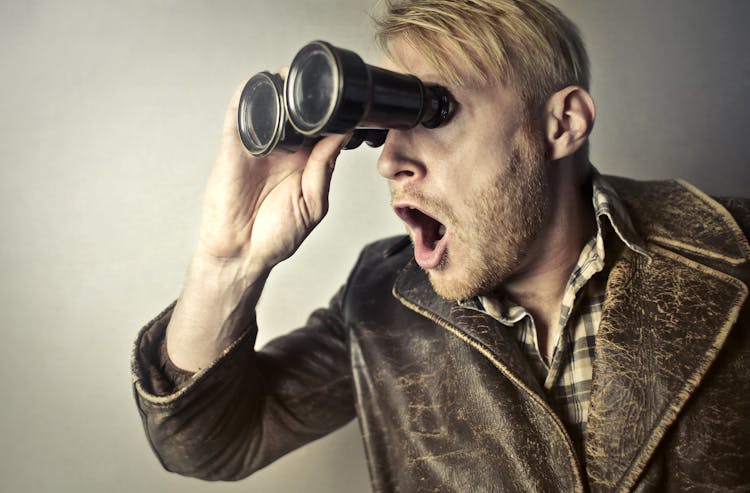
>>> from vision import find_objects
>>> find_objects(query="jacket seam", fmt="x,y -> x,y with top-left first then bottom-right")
649,235 -> 746,266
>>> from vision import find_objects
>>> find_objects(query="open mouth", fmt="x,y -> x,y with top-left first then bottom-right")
394,204 -> 448,270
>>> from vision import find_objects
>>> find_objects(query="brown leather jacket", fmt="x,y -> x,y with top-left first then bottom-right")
132,176 -> 750,492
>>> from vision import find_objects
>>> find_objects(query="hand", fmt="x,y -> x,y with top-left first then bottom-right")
196,78 -> 349,276
164,79 -> 348,372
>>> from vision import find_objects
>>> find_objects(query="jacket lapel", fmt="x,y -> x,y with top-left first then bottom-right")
393,259 -> 588,490
585,178 -> 750,492
393,259 -> 545,398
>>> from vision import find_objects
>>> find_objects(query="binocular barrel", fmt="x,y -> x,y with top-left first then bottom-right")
237,40 -> 451,156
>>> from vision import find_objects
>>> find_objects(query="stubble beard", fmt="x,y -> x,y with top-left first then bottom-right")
426,125 -> 550,301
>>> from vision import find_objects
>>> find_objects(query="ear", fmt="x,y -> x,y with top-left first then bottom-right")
544,86 -> 596,161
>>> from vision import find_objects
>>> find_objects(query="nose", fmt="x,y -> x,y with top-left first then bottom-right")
376,129 -> 426,182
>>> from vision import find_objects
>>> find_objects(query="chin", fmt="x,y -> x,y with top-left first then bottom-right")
426,264 -> 483,301
425,249 -> 515,301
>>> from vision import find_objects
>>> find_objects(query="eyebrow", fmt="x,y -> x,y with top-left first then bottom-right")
418,73 -> 444,83
379,55 -> 454,89
416,73 -> 454,89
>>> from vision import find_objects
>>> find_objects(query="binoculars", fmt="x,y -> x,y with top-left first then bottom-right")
238,40 -> 452,156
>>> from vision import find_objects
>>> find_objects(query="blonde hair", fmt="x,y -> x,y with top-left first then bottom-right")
375,0 -> 590,114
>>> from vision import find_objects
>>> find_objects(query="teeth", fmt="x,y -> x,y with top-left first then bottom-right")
433,224 -> 446,248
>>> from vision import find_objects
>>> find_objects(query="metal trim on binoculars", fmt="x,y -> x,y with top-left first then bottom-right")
237,72 -> 293,156
237,40 -> 452,157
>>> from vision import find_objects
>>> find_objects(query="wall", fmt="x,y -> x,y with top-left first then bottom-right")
0,1 -> 747,492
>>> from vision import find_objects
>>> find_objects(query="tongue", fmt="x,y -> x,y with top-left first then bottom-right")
413,227 -> 447,270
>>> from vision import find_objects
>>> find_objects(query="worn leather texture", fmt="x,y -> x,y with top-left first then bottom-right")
132,176 -> 750,492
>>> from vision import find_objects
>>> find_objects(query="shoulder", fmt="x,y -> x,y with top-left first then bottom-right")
347,235 -> 413,284
341,234 -> 411,278
356,235 -> 413,263
335,235 -> 414,318
604,175 -> 750,267
714,196 -> 750,240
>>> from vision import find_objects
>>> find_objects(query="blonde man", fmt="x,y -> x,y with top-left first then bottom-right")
133,1 -> 750,491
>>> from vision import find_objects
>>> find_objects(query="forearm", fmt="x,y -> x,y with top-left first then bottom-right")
133,308 -> 264,480
165,253 -> 270,372
132,292 -> 355,481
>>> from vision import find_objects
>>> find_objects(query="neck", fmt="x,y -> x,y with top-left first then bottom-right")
494,161 -> 595,360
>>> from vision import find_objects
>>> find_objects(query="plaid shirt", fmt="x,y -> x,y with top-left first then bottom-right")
461,170 -> 648,448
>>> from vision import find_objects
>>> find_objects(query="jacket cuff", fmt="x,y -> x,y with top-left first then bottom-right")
130,302 -> 255,401
158,335 -> 195,390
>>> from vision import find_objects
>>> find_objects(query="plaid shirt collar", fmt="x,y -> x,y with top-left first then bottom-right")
590,168 -> 650,260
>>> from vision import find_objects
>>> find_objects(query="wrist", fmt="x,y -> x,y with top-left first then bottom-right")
184,252 -> 270,324
189,248 -> 271,292
165,252 -> 270,372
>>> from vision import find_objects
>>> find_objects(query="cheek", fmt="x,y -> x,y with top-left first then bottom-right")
446,143 -> 511,197
410,125 -> 458,160
415,115 -> 522,203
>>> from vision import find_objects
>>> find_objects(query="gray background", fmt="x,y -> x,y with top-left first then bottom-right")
1,1 -> 748,492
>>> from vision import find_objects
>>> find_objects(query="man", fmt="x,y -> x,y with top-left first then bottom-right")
132,0 -> 750,491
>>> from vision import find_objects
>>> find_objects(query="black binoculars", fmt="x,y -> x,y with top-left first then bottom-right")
237,40 -> 452,156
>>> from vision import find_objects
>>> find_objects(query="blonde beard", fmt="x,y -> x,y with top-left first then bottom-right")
423,125 -> 549,301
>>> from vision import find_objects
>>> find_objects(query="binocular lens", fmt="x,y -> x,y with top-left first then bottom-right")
293,50 -> 336,130
247,83 -> 276,146
238,72 -> 284,156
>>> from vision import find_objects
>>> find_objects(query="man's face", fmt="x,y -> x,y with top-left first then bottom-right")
377,39 -> 551,300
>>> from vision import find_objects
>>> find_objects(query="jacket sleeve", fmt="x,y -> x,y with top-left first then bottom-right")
130,286 -> 356,481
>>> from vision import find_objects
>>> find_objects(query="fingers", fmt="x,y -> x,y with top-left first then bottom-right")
276,65 -> 289,79
214,80 -> 249,160
300,133 -> 351,223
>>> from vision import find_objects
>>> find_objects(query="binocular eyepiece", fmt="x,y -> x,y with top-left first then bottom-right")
238,40 -> 452,156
